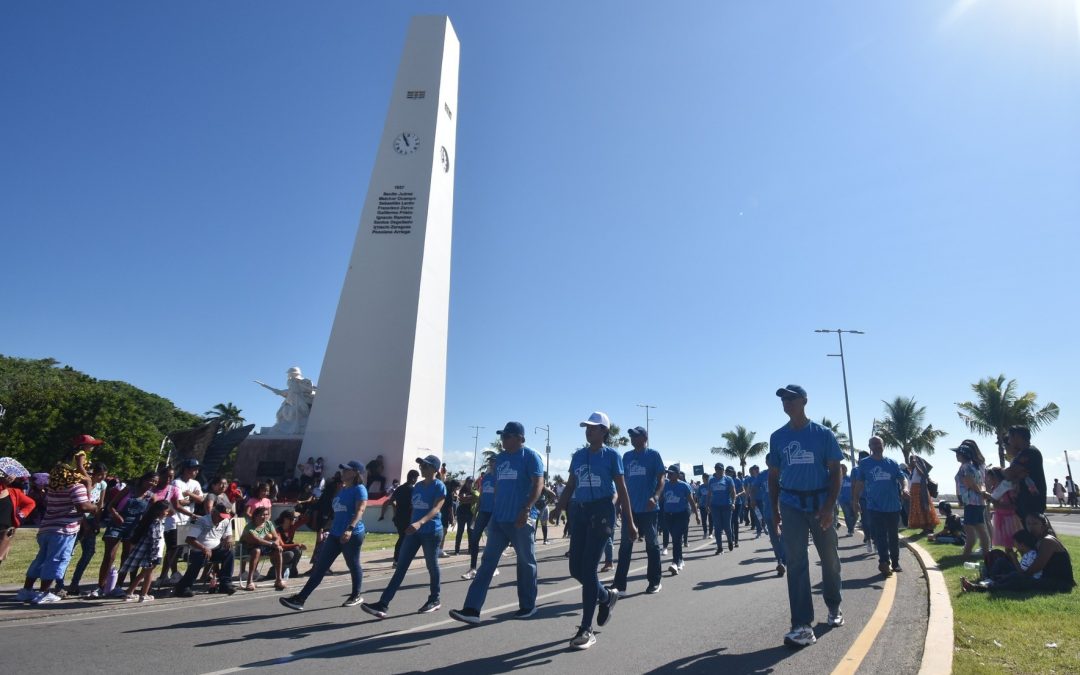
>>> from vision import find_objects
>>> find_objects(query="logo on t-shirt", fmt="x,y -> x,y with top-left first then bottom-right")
783,441 -> 816,465
868,467 -> 893,482
665,491 -> 681,505
412,493 -> 430,511
626,461 -> 647,478
497,461 -> 519,481
574,464 -> 602,488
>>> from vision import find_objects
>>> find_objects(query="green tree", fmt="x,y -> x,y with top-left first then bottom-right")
711,425 -> 768,473
956,374 -> 1060,467
203,402 -> 245,432
819,417 -> 851,453
873,396 -> 947,464
606,423 -> 629,448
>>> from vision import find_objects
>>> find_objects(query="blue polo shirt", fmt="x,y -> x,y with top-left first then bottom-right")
411,479 -> 447,535
478,472 -> 496,513
493,446 -> 545,523
569,446 -> 623,503
839,474 -> 853,505
732,477 -> 745,504
857,456 -> 904,513
708,475 -> 734,507
767,421 -> 844,512
622,448 -> 666,513
662,480 -> 692,513
329,484 -> 368,537
697,483 -> 710,507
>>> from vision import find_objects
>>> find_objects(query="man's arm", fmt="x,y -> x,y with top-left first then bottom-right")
553,475 -> 577,519
516,475 -> 544,528
816,460 -> 842,529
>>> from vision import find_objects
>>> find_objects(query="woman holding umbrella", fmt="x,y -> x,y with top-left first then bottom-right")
0,458 -> 37,570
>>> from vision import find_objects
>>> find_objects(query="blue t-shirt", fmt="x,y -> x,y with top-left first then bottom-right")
766,421 -> 844,512
329,484 -> 368,537
758,473 -> 775,516
696,483 -> 709,506
411,479 -> 448,535
622,448 -> 666,513
569,446 -> 624,502
858,456 -> 904,513
839,475 -> 853,505
708,475 -> 734,507
662,480 -> 692,513
493,447 -> 545,523
732,477 -> 745,504
850,466 -> 866,505
478,472 -> 496,513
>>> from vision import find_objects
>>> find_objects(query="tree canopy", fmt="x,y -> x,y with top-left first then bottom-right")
0,355 -> 202,478
874,395 -> 947,464
956,374 -> 1059,467
711,425 -> 768,473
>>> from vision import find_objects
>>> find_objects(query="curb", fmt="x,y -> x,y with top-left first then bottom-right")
901,536 -> 953,675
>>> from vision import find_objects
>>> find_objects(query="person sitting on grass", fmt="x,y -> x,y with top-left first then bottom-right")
961,514 -> 1075,593
927,501 -> 965,545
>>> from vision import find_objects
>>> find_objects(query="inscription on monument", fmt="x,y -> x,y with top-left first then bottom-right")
372,185 -> 415,234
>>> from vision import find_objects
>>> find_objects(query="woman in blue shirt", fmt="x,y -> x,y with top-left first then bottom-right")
661,466 -> 698,575
461,455 -> 498,580
280,461 -> 368,610
552,412 -> 636,651
696,482 -> 711,538
362,454 -> 446,618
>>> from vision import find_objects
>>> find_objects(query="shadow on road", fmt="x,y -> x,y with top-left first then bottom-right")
640,643 -> 798,674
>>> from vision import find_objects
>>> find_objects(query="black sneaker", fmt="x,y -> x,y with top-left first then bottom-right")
174,588 -> 194,598
279,595 -> 305,611
449,607 -> 481,625
417,599 -> 441,614
341,595 -> 363,607
596,587 -> 619,627
219,585 -> 237,596
569,626 -> 596,650
361,601 -> 388,619
514,606 -> 537,619
645,583 -> 662,594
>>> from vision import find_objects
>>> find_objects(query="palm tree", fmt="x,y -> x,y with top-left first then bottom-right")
606,423 -> 629,448
819,417 -> 851,453
711,425 -> 768,474
956,375 -> 1059,467
203,402 -> 245,432
873,396 -> 947,464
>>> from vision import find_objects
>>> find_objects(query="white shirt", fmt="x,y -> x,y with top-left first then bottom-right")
188,514 -> 232,550
170,478 -> 203,529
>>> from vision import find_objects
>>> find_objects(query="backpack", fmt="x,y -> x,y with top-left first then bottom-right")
926,478 -> 939,499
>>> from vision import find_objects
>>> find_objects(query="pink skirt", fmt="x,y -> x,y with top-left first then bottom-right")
992,508 -> 1022,549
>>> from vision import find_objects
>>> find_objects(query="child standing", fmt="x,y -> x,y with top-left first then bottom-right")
49,435 -> 101,492
120,500 -> 169,602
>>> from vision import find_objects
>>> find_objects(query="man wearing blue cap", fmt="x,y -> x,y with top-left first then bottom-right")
707,462 -> 736,553
612,426 -> 666,594
768,384 -> 844,649
450,422 -> 545,625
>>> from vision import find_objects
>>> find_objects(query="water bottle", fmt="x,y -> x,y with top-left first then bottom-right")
104,567 -> 118,594
963,561 -> 981,579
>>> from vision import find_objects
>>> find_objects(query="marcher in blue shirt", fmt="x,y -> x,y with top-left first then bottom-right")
727,466 -> 745,547
552,411 -> 637,651
837,464 -> 856,536
661,466 -> 698,575
280,461 -> 368,611
767,384 -> 844,649
450,422 -> 544,625
852,437 -> 908,577
362,454 -> 446,619
707,463 -> 736,553
851,450 -> 872,551
754,464 -> 786,576
612,426 -> 666,594
696,481 -> 711,538
461,455 -> 498,580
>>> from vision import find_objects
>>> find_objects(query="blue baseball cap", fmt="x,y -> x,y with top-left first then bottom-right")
628,426 -> 648,438
496,422 -> 525,437
776,384 -> 808,399
416,454 -> 441,469
339,461 -> 364,473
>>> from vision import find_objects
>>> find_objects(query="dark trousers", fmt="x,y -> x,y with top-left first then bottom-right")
393,519 -> 409,561
613,510 -> 660,591
65,526 -> 98,590
177,547 -> 234,592
731,503 -> 742,543
664,511 -> 690,566
712,505 -> 733,550
699,506 -> 711,537
454,507 -> 475,554
469,511 -> 493,569
568,500 -> 613,631
298,533 -> 363,601
869,510 -> 901,567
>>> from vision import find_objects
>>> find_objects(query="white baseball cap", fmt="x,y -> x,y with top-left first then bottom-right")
579,411 -> 611,428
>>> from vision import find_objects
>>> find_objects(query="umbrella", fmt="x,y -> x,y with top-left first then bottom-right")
0,457 -> 30,479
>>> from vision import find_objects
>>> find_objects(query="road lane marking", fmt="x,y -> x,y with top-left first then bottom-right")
829,569 -> 898,675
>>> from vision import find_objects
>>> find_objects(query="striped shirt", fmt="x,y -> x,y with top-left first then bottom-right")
40,484 -> 89,535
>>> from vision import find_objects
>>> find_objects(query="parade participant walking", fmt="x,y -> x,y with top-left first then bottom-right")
551,412 -> 637,650
390,470 -> 418,566
612,426 -> 666,595
696,480 -> 711,538
852,436 -> 907,576
362,454 -> 446,618
461,456 -> 498,580
280,461 -> 368,609
836,465 -> 855,536
453,477 -> 478,555
450,422 -> 544,625
661,465 -> 697,576
768,384 -> 844,648
755,463 -> 786,577
707,463 -> 736,553
0,463 -> 37,572
727,466 -> 744,547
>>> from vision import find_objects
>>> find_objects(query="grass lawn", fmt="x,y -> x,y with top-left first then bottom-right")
0,528 -> 398,587
902,529 -> 1080,674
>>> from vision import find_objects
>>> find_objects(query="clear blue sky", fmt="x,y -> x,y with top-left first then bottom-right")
3,1 -> 1079,485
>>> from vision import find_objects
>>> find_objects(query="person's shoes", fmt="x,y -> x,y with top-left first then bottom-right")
108,587 -> 127,598
599,562 -> 613,573
140,594 -> 155,602
714,548 -> 722,556
960,576 -> 989,593
865,539 -> 873,553
542,540 -> 550,545
460,568 -> 477,580
669,563 -> 680,576
53,589 -> 68,600
734,542 -> 739,548
124,594 -> 139,602
15,588 -> 36,602
776,563 -> 786,577
569,626 -> 596,650
784,624 -> 817,648
892,564 -> 902,573
449,607 -> 481,625
492,567 -> 500,577
279,595 -> 305,611
361,601 -> 388,619
417,599 -> 441,614
219,585 -> 237,596
878,562 -> 893,577
660,547 -> 668,557
170,571 -> 183,584
596,587 -> 619,627
342,595 -> 363,607
827,611 -> 844,627
438,550 -> 451,558
728,542 -> 734,551
646,582 -> 662,594
174,588 -> 194,598
514,606 -> 537,619
31,592 -> 61,605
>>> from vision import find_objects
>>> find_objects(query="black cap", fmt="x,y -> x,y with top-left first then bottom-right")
627,426 -> 648,438
496,422 -> 525,437
776,384 -> 808,399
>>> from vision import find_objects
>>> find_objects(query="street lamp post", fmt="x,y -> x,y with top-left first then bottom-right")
637,403 -> 656,439
535,425 -> 551,477
815,329 -> 864,469
469,425 -> 485,478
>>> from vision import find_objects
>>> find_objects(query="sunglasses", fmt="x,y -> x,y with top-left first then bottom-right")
781,396 -> 799,402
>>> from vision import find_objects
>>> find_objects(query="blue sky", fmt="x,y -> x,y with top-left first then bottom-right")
3,1 -> 1079,486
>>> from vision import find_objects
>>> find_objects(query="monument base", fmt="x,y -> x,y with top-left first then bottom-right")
233,434 -> 304,488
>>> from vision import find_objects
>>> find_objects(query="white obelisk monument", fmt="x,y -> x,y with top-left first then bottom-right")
301,16 -> 459,486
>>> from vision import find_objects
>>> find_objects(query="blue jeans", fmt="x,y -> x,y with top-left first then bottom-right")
869,510 -> 900,567
838,501 -> 856,534
779,504 -> 842,627
298,532 -> 364,601
731,502 -> 742,543
379,531 -> 441,606
699,506 -> 711,537
761,508 -> 785,564
664,511 -> 690,566
67,526 -> 99,588
469,511 -> 492,570
464,520 -> 537,611
27,530 -> 78,582
568,500 -> 614,630
176,546 -> 235,593
711,504 -> 733,549
614,510 -> 660,590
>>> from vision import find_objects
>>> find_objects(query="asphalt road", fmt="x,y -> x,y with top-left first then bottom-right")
0,523 -> 927,675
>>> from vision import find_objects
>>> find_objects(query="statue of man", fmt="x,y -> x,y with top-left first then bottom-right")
256,367 -> 317,435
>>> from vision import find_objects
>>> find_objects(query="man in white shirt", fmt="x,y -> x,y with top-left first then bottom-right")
174,504 -> 236,597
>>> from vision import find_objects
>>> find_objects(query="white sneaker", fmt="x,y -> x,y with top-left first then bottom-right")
865,540 -> 873,553
16,588 -> 36,602
570,626 -> 596,650
492,567 -> 500,577
827,611 -> 844,627
660,547 -> 668,557
460,569 -> 477,580
669,563 -> 680,576
32,592 -> 62,605
784,625 -> 816,648
124,595 -> 139,603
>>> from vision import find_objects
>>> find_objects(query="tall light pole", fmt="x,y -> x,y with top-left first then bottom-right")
469,425 -> 485,478
815,329 -> 864,469
637,403 -> 656,440
535,425 -> 551,477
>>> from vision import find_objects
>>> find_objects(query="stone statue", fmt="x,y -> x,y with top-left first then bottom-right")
256,367 -> 317,435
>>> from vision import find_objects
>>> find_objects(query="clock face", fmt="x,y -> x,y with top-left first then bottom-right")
440,146 -> 450,173
393,132 -> 419,155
